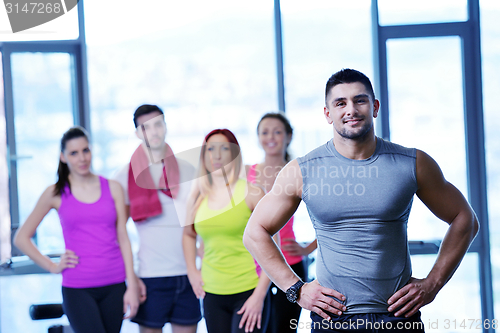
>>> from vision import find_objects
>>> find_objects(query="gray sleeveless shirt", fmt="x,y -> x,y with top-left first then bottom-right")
297,138 -> 417,314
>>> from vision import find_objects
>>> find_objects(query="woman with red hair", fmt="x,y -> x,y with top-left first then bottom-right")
183,129 -> 271,333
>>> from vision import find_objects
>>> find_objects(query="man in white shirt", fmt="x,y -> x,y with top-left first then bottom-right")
114,104 -> 201,333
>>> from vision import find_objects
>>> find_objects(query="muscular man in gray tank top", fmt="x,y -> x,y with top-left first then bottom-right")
244,69 -> 478,332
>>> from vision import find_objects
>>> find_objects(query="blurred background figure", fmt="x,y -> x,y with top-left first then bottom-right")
14,126 -> 139,333
246,112 -> 317,333
114,105 -> 201,333
183,129 -> 270,333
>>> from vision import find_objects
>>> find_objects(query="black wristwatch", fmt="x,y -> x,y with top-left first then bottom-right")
285,280 -> 305,303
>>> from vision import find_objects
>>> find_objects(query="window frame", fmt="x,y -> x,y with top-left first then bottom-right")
0,0 -> 89,268
372,0 -> 494,328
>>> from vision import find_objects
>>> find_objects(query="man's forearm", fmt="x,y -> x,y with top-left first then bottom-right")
244,222 -> 301,292
426,211 -> 479,290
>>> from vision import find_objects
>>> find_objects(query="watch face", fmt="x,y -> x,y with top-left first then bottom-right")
286,280 -> 304,303
286,287 -> 298,303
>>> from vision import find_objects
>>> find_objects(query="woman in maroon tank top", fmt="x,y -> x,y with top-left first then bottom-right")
14,126 -> 139,333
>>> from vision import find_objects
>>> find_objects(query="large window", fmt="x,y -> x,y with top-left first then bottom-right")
376,0 -> 492,329
0,3 -> 88,332
10,52 -> 75,255
84,1 -> 276,332
385,36 -> 484,321
282,0 -> 374,154
387,36 -> 467,241
378,0 -> 468,25
281,0 -> 374,245
279,1 -> 374,326
85,0 -> 277,177
0,52 -> 9,262
480,0 -> 500,320
0,1 -> 496,332
1,45 -> 86,332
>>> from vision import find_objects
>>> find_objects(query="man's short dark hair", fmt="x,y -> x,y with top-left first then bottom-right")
133,104 -> 164,128
325,69 -> 375,104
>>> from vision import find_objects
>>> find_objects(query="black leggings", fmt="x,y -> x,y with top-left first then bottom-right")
266,260 -> 307,333
62,282 -> 126,333
203,289 -> 270,333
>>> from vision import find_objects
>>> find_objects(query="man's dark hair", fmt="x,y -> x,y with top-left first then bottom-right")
133,104 -> 164,128
325,69 -> 375,103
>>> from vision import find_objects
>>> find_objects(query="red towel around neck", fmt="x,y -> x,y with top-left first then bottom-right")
128,144 -> 180,222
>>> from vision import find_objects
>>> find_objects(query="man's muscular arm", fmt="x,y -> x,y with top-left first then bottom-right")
387,150 -> 479,317
244,160 -> 346,320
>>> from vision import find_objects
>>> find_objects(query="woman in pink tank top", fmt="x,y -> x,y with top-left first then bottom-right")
14,126 -> 139,333
247,112 -> 317,333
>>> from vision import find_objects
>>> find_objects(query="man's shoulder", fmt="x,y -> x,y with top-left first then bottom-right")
378,138 -> 416,159
296,141 -> 331,165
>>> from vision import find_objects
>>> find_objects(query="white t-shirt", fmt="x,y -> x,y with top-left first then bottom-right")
114,158 -> 195,278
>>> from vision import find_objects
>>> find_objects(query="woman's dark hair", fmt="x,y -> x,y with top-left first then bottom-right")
257,112 -> 294,162
54,126 -> 90,196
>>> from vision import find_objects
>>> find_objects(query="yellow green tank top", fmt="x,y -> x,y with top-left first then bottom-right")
194,179 -> 259,295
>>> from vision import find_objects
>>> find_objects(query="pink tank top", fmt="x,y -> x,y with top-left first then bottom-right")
248,164 -> 303,266
58,176 -> 126,288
